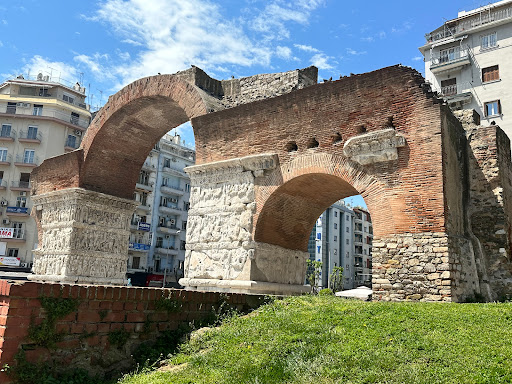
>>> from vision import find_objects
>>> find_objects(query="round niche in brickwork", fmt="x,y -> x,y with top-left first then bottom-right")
307,138 -> 319,148
286,142 -> 298,152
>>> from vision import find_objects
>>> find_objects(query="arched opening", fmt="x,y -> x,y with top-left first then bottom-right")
307,138 -> 319,148
286,141 -> 298,152
255,173 -> 374,293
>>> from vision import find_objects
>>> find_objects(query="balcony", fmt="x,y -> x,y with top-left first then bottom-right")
128,242 -> 150,252
135,181 -> 153,192
0,130 -> 16,142
0,105 -> 90,129
0,154 -> 12,166
159,205 -> 182,216
155,247 -> 179,256
10,181 -> 31,191
157,225 -> 180,235
7,228 -> 26,242
430,48 -> 470,74
160,184 -> 184,196
18,130 -> 42,144
14,154 -> 39,167
142,160 -> 155,171
437,82 -> 473,106
6,206 -> 29,217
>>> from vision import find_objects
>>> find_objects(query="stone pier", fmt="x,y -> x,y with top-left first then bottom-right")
29,188 -> 138,285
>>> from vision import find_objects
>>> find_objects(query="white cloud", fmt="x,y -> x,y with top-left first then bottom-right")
361,36 -> 374,42
276,46 -> 292,60
1,20 -> 7,25
89,0 -> 278,87
294,44 -> 320,53
346,48 -> 366,55
0,40 -> 3,47
74,53 -> 112,78
412,56 -> 423,61
22,56 -> 79,85
310,53 -> 334,70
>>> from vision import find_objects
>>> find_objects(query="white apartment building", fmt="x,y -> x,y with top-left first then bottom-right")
0,75 -> 91,267
419,0 -> 512,142
127,133 -> 195,287
307,201 -> 373,291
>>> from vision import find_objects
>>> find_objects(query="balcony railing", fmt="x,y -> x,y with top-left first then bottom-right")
0,130 -> 16,141
437,82 -> 472,98
0,105 -> 90,129
18,130 -> 42,143
431,47 -> 470,68
0,180 -> 6,189
15,154 -> 39,167
0,154 -> 12,164
426,5 -> 512,44
11,181 -> 31,189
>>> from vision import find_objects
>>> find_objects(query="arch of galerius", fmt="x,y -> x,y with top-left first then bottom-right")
29,65 -> 512,302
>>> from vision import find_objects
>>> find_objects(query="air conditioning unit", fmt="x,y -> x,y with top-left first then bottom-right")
0,201 -> 6,207
23,103 -> 31,108
20,263 -> 27,268
147,267 -> 154,273
74,130 -> 82,136
16,102 -> 24,107
170,198 -> 178,203
19,192 -> 27,197
2,219 -> 9,225
168,219 -> 176,225
165,235 -> 171,239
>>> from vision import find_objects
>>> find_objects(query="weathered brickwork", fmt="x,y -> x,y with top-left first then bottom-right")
0,280 -> 258,383
28,64 -> 512,301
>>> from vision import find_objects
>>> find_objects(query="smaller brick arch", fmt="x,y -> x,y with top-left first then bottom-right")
254,152 -> 393,252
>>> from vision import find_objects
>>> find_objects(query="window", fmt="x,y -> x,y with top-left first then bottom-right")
12,223 -> 23,239
0,148 -> 7,162
23,149 -> 35,164
481,32 -> 497,50
184,202 -> 190,211
131,256 -> 140,269
317,233 -> 321,240
0,171 -> 3,184
66,135 -> 77,148
63,94 -> 75,104
1,124 -> 11,138
39,88 -> 50,97
333,249 -> 337,255
346,227 -> 349,233
334,211 -> 337,217
346,252 -> 350,258
8,249 -> 19,258
334,236 -> 337,242
180,240 -> 186,250
164,158 -> 171,168
334,223 -> 337,229
346,216 -> 349,221
33,105 -> 43,116
27,126 -> 38,140
6,102 -> 16,114
20,173 -> 30,188
156,237 -> 163,248
70,112 -> 79,125
16,196 -> 27,208
439,46 -> 458,63
182,221 -> 187,230
484,100 -> 501,117
185,183 -> 191,192
482,65 -> 499,83
346,239 -> 349,245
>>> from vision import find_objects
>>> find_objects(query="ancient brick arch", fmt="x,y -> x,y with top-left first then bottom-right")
253,153 -> 394,252
30,65 -> 512,301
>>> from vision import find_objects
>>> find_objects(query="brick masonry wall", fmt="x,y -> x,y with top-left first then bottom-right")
0,280 -> 259,383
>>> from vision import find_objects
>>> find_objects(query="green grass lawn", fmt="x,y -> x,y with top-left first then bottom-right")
120,295 -> 512,384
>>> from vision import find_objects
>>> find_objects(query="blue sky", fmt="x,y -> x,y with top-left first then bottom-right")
0,0 -> 488,207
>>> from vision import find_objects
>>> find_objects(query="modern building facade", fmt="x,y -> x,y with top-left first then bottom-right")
0,75 -> 91,267
308,201 -> 373,290
127,133 -> 195,287
419,0 -> 512,142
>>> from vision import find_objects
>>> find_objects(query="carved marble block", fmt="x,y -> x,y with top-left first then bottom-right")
180,153 -> 311,295
29,188 -> 138,285
343,128 -> 406,165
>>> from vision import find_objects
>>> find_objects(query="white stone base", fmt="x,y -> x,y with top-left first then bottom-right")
28,274 -> 127,285
179,278 -> 311,296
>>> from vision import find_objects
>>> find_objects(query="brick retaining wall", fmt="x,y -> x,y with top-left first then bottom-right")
0,280 -> 258,383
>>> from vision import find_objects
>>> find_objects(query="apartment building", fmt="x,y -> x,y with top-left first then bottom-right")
307,201 -> 373,291
0,75 -> 91,267
419,0 -> 512,142
127,133 -> 195,287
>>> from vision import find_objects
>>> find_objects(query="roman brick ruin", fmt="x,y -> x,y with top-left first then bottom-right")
29,65 -> 512,302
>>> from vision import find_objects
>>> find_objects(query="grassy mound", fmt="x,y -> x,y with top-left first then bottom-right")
120,296 -> 512,384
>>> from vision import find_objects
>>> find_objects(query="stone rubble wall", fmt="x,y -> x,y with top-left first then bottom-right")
453,110 -> 512,300
174,65 -> 318,110
372,232 -> 480,302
